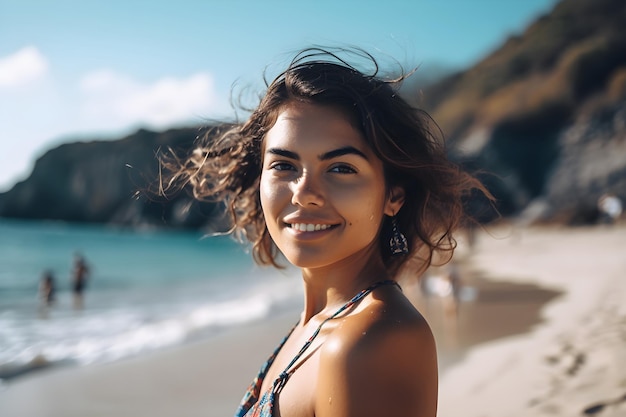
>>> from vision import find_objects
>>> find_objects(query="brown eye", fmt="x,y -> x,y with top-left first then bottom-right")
270,162 -> 296,171
329,164 -> 356,174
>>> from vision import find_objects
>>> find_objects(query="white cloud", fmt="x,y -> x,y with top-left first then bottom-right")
0,46 -> 49,88
79,70 -> 219,128
0,67 -> 227,191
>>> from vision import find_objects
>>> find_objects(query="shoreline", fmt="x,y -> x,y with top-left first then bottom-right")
1,223 -> 624,416
1,272 -> 558,385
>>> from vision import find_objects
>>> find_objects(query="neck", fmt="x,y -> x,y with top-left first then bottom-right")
299,245 -> 391,325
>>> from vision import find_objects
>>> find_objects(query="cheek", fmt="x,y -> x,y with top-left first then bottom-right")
345,193 -> 385,229
259,174 -> 273,217
259,174 -> 285,224
367,202 -> 384,231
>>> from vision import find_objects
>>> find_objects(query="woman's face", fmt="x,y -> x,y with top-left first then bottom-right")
260,101 -> 403,269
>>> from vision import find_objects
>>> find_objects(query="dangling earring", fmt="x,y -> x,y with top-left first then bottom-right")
389,215 -> 409,255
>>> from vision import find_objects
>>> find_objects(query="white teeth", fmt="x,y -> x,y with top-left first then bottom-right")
292,223 -> 330,231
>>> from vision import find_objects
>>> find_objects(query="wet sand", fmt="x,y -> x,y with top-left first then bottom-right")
407,274 -> 563,370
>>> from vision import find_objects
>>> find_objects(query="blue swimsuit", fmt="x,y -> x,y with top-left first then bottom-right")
234,280 -> 399,417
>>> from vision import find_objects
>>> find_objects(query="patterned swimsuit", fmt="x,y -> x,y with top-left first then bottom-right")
234,280 -> 399,417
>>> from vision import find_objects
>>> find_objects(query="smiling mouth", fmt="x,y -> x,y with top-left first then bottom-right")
289,223 -> 335,232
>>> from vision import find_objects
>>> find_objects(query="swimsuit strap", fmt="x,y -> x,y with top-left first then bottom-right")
234,322 -> 298,417
272,279 -> 400,394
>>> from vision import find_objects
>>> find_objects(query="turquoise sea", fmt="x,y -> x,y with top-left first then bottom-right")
0,219 -> 301,381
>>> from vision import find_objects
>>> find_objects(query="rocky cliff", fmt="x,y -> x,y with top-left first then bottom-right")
0,127 -> 224,229
415,0 -> 626,223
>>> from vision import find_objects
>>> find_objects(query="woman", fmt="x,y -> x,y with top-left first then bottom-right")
165,48 -> 489,417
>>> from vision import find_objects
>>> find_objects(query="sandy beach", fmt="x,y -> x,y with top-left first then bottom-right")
436,223 -> 626,417
1,223 -> 625,417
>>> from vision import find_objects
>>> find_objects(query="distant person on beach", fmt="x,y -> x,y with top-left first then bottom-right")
71,253 -> 90,309
163,47 -> 491,417
39,270 -> 56,306
420,262 -> 464,320
597,193 -> 622,224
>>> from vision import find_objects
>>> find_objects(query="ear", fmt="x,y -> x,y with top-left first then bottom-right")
384,186 -> 405,216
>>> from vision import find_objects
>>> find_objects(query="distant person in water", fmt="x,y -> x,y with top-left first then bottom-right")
71,253 -> 90,309
38,270 -> 56,318
39,270 -> 56,306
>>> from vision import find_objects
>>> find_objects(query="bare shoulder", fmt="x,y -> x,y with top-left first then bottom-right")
329,284 -> 437,363
315,287 -> 438,417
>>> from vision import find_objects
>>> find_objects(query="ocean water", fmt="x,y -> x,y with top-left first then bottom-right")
0,219 -> 302,381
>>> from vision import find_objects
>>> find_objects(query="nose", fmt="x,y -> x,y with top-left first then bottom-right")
290,171 -> 325,207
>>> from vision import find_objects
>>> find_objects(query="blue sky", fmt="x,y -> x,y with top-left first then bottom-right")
0,0 -> 559,191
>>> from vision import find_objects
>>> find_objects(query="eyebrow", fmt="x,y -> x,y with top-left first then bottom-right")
265,146 -> 369,161
320,146 -> 369,161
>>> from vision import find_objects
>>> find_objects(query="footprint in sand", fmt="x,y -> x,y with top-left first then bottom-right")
544,342 -> 586,377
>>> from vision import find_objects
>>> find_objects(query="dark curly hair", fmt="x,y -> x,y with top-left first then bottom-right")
162,47 -> 491,275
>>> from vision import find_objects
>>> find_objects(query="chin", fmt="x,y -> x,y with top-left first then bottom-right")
280,250 -> 336,270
